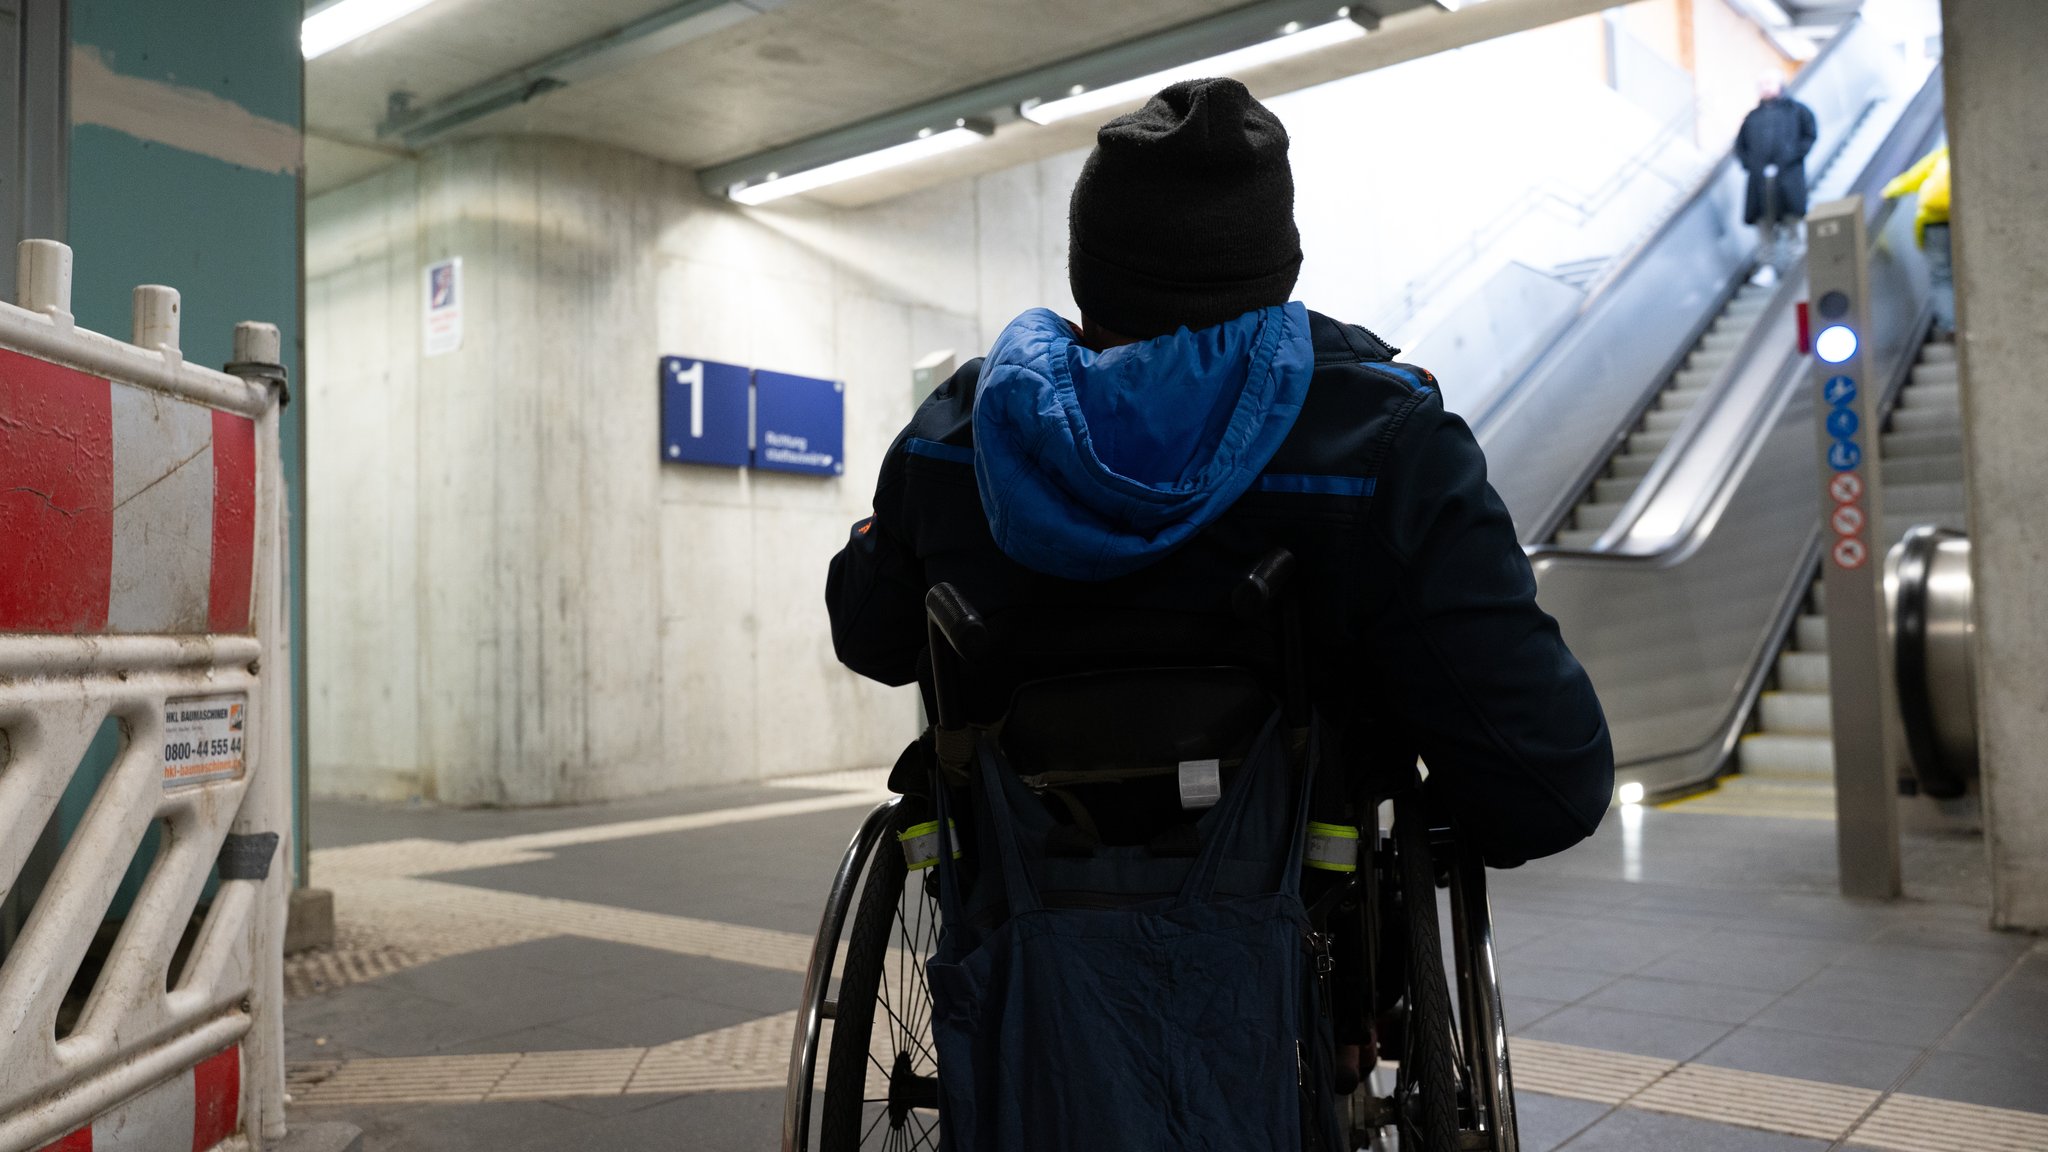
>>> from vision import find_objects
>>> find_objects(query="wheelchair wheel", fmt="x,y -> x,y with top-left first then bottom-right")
818,802 -> 943,1151
1394,797 -> 1461,1152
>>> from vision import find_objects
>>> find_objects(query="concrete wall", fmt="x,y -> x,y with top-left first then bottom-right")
306,16 -> 1797,805
1941,0 -> 2048,931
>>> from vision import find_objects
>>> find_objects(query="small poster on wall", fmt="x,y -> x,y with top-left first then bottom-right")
423,257 -> 462,356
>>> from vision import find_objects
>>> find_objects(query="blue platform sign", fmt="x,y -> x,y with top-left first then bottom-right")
661,356 -> 751,468
754,369 -> 844,476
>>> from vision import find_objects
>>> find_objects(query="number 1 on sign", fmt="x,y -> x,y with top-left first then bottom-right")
675,360 -> 705,438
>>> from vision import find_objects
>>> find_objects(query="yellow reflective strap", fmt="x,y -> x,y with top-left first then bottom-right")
897,818 -> 962,871
1304,821 -> 1360,872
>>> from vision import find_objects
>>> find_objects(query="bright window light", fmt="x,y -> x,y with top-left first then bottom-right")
1019,18 -> 1366,126
1618,782 -> 1646,805
303,0 -> 441,59
1815,324 -> 1859,364
729,127 -> 987,206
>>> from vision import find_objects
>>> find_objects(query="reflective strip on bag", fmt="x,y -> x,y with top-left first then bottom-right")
1304,821 -> 1360,872
898,818 -> 961,871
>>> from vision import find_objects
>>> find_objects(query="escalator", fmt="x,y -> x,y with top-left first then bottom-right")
1521,55 -> 1948,798
1465,14 -> 1917,549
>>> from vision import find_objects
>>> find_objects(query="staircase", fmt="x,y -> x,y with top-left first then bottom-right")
1552,280 -> 1779,547
1729,339 -> 1967,794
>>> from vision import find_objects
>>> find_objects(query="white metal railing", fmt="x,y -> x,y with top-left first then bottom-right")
0,240 -> 291,1152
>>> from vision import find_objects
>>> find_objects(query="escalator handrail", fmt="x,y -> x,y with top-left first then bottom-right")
1527,61 -> 1946,566
1893,524 -> 1970,800
1465,13 -> 1867,440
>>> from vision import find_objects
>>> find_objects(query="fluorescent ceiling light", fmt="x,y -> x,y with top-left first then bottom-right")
1019,17 -> 1367,126
303,0 -> 442,59
728,126 -> 988,205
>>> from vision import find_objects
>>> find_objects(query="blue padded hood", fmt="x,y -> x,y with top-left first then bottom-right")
973,303 -> 1314,581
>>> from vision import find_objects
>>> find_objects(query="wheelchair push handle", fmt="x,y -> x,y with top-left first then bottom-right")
1233,548 -> 1298,624
925,582 -> 990,665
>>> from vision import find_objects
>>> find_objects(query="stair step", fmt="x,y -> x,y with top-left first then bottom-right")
1700,331 -> 1747,353
1794,614 -> 1828,651
1687,348 -> 1735,374
1920,342 -> 1957,364
1643,407 -> 1690,433
1594,475 -> 1643,504
1890,406 -> 1960,433
1760,690 -> 1833,735
1897,382 -> 1960,410
1628,429 -> 1673,456
1912,361 -> 1960,386
1555,528 -> 1603,548
1738,732 -> 1836,779
1609,453 -> 1655,479
1778,651 -> 1831,692
1882,429 -> 1964,458
1881,453 -> 1965,485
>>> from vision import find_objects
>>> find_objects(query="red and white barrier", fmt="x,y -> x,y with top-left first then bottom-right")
31,1046 -> 240,1152
0,350 -> 257,635
0,240 -> 290,1152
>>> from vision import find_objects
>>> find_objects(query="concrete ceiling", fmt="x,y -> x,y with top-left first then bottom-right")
305,0 -> 1257,194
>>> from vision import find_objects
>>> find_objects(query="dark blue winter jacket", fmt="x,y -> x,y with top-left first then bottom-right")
826,305 -> 1612,865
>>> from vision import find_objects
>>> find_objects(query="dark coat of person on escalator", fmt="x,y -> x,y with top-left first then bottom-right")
1735,78 -> 1818,225
824,78 -> 1614,870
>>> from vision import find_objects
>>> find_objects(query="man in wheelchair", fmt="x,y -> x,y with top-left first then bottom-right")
817,78 -> 1613,1152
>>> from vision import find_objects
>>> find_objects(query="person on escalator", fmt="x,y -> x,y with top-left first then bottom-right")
1882,145 -> 1954,339
826,77 -> 1614,871
1736,72 -> 1818,286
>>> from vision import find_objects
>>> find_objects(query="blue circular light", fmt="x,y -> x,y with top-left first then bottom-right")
1815,324 -> 1858,364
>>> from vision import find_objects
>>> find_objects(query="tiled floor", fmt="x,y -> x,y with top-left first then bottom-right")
285,777 -> 2048,1151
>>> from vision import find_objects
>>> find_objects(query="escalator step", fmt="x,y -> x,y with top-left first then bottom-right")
1881,429 -> 1964,458
1700,330 -> 1747,353
1794,615 -> 1828,651
1897,382 -> 1959,409
1676,366 -> 1720,391
1574,501 -> 1627,531
1890,406 -> 1960,434
1554,528 -> 1604,548
1810,579 -> 1826,614
1760,690 -> 1833,735
1920,343 -> 1957,364
1777,651 -> 1831,692
1737,732 -> 1836,780
1594,475 -> 1643,504
1911,361 -> 1960,386
1609,454 -> 1655,479
1884,481 -> 1967,514
1628,429 -> 1673,455
1663,386 -> 1708,410
1643,407 -> 1690,433
1880,454 -> 1964,485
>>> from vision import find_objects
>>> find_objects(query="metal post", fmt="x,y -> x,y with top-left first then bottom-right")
1805,194 -> 1901,899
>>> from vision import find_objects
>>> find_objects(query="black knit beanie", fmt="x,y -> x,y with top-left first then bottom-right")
1067,77 -> 1302,340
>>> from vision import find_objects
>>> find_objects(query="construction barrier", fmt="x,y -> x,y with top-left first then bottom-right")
0,240 -> 291,1152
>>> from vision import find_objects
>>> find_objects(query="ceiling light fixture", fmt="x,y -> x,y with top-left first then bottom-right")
303,0 -> 442,59
1018,16 -> 1367,126
728,123 -> 991,206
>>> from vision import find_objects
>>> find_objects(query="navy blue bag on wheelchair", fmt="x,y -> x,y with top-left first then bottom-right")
926,711 -> 1345,1151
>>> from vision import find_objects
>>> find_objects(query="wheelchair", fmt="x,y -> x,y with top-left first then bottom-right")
781,551 -> 1519,1152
